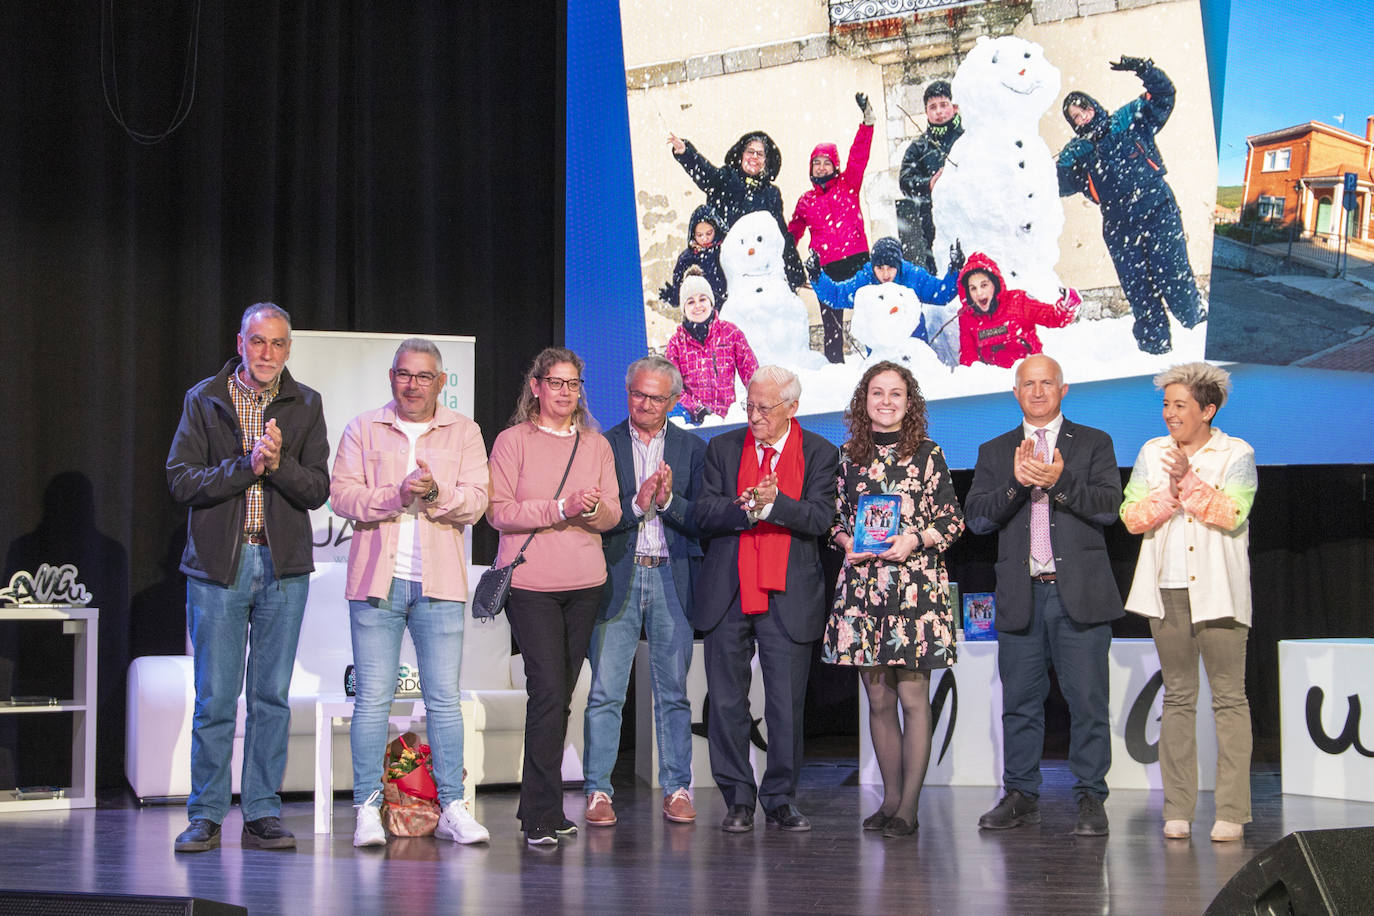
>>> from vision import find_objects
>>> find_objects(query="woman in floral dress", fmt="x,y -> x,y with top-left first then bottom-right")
823,360 -> 964,837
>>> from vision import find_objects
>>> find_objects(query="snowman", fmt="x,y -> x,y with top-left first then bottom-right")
850,283 -> 925,365
720,210 -> 823,369
932,35 -> 1065,303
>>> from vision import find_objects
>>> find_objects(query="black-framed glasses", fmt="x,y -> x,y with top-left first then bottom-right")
393,369 -> 440,386
542,376 -> 584,392
629,389 -> 672,406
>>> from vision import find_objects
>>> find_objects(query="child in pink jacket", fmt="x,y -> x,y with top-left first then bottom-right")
664,267 -> 758,425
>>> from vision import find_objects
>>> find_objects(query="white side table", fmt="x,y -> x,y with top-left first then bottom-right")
0,606 -> 98,812
313,692 -> 477,833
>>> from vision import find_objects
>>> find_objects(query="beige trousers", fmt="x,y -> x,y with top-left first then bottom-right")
1149,588 -> 1252,824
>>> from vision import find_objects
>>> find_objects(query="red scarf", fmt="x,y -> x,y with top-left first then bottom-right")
737,419 -> 805,614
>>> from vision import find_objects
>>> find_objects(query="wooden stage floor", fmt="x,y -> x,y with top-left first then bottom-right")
0,756 -> 1370,915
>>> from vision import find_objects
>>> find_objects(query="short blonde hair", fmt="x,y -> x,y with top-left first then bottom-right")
1153,362 -> 1231,413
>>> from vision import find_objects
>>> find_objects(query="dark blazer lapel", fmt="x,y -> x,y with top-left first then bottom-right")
611,423 -> 635,485
1056,419 -> 1078,464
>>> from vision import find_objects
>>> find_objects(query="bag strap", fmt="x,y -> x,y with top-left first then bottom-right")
509,430 -> 582,565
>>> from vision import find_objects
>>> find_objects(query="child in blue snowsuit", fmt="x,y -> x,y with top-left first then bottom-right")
1057,55 -> 1202,355
808,236 -> 963,358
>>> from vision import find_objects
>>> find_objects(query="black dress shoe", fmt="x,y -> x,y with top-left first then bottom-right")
1074,795 -> 1109,836
174,818 -> 221,853
721,804 -> 754,833
764,803 -> 811,832
977,790 -> 1041,829
242,815 -> 296,849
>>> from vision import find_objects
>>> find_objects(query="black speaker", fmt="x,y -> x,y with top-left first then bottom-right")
0,890 -> 246,915
1205,826 -> 1374,915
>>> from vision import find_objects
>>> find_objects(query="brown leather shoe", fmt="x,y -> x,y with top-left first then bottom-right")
663,788 -> 696,823
585,791 -> 617,827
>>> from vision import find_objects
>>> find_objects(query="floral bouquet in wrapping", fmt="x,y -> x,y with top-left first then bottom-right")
382,732 -> 440,836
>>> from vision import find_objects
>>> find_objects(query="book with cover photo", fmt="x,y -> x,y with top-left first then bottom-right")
962,592 -> 997,641
854,493 -> 902,554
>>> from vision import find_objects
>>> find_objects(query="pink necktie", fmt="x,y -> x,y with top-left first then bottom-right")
1030,429 -> 1051,566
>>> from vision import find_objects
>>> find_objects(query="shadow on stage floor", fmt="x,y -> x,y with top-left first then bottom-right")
0,745 -> 1370,915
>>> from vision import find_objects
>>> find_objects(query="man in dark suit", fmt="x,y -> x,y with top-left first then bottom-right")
964,354 -> 1124,836
583,356 -> 706,827
692,365 -> 838,832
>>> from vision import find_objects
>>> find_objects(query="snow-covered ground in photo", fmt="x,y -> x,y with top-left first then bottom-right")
674,310 -> 1207,428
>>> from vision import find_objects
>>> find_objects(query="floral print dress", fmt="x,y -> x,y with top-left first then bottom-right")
822,435 -> 964,669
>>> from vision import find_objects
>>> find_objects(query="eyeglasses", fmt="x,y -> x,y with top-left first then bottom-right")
393,370 -> 440,386
541,376 -> 584,392
629,389 -> 672,406
740,400 -> 786,417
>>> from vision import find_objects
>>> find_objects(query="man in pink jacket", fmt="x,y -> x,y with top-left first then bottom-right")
330,337 -> 492,849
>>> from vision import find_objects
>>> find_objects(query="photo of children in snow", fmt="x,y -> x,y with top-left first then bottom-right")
620,0 -> 1215,423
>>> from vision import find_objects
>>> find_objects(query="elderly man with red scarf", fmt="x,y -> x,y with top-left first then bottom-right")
691,365 -> 839,833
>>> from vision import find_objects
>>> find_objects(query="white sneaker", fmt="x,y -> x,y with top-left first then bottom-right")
353,804 -> 386,847
436,798 -> 490,844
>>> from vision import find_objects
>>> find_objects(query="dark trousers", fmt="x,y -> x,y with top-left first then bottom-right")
1102,185 -> 1202,355
819,251 -> 868,363
703,598 -> 813,810
996,579 -> 1112,801
505,584 -> 603,830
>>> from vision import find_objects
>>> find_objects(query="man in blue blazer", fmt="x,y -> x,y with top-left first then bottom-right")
583,356 -> 707,827
964,354 -> 1125,837
692,365 -> 838,833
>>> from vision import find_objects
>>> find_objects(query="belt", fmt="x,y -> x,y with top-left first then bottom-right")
1031,572 -> 1056,583
634,555 -> 667,567
244,532 -> 269,546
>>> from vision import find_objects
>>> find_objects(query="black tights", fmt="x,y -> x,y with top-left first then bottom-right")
862,667 -> 932,824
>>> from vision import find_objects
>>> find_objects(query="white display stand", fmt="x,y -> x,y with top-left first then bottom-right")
856,637 -> 1216,790
632,639 -> 765,789
313,694 -> 478,834
0,607 -> 98,812
857,637 -> 1002,787
1279,638 -> 1374,802
1107,637 -> 1215,791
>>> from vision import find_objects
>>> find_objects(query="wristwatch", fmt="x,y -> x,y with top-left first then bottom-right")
422,484 -> 440,504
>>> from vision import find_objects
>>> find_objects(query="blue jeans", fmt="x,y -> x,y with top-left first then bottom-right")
996,579 -> 1112,801
186,544 -> 308,823
584,563 -> 694,796
349,578 -> 466,808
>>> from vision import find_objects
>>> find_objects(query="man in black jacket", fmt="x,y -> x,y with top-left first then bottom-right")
166,302 -> 329,853
898,80 -> 963,271
964,354 -> 1124,837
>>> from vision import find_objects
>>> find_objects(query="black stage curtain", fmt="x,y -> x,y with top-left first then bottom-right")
0,2 -> 561,788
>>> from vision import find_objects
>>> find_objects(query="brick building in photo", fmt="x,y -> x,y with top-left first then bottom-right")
1243,116 -> 1374,242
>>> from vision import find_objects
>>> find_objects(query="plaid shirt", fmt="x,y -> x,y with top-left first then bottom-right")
228,366 -> 280,535
664,317 -> 758,417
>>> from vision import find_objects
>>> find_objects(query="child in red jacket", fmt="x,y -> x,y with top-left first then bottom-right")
957,252 -> 1080,368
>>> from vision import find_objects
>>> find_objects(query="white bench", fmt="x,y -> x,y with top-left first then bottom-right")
125,565 -> 590,802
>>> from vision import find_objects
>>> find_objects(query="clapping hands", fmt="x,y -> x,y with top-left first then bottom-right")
1013,438 -> 1064,490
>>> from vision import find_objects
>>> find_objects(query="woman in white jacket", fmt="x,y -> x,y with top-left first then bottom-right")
1120,363 -> 1257,843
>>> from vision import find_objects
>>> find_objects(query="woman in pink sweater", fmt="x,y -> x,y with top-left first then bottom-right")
487,346 -> 621,846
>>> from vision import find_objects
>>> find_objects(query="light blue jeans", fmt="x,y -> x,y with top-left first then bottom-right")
349,578 -> 466,808
583,563 -> 694,796
187,544 -> 308,823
